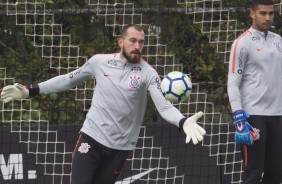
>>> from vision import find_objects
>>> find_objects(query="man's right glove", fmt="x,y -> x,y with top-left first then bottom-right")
183,111 -> 206,145
0,83 -> 29,103
233,110 -> 259,146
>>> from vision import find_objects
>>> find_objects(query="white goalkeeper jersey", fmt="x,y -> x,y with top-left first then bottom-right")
228,27 -> 282,115
38,53 -> 185,150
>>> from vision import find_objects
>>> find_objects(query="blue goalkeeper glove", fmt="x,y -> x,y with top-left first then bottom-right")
233,110 -> 259,146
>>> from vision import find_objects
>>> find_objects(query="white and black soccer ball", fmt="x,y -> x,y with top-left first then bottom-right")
161,71 -> 192,103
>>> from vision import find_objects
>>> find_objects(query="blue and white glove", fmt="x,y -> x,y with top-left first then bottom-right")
233,110 -> 259,146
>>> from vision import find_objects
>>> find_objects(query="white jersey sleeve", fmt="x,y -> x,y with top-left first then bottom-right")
227,31 -> 249,112
39,57 -> 96,94
146,68 -> 185,127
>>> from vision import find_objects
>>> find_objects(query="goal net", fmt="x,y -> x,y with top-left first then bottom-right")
0,0 -> 281,184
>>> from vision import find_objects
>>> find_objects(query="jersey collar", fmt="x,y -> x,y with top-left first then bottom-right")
249,27 -> 268,39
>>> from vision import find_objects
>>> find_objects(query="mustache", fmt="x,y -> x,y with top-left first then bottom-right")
131,49 -> 141,55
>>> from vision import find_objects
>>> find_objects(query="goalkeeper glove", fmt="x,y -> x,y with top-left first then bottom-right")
0,83 -> 40,103
233,110 -> 259,146
180,111 -> 206,145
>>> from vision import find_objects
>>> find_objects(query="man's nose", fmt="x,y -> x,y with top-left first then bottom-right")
265,14 -> 272,21
134,42 -> 141,50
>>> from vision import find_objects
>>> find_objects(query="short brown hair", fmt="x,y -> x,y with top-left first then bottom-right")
120,24 -> 144,38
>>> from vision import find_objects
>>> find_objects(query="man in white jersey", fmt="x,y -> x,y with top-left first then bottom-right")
227,0 -> 282,183
1,24 -> 206,184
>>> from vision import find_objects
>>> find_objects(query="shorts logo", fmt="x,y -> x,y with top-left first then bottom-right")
273,41 -> 282,52
128,75 -> 141,89
114,170 -> 121,175
252,128 -> 260,141
78,143 -> 91,153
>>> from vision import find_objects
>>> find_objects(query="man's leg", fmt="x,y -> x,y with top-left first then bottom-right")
92,147 -> 129,184
71,132 -> 102,184
242,116 -> 267,184
261,116 -> 282,184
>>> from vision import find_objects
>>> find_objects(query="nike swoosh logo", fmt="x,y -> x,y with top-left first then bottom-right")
114,170 -> 121,175
115,168 -> 156,184
256,48 -> 262,51
104,74 -> 111,77
237,123 -> 243,132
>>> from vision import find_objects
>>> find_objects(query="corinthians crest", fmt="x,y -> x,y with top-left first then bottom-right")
128,75 -> 141,89
273,41 -> 282,53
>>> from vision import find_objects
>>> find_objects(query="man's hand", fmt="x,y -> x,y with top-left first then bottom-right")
183,111 -> 206,145
233,110 -> 259,145
0,83 -> 29,103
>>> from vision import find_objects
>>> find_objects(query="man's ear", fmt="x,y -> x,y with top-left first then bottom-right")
118,38 -> 123,47
250,9 -> 255,19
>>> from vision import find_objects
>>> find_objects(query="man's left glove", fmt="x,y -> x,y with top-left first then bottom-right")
233,110 -> 259,146
182,111 -> 206,145
1,83 -> 29,103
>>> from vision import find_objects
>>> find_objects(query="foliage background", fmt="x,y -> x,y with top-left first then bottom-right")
0,0 -> 281,125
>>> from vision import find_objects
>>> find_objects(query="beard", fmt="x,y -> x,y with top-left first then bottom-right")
122,49 -> 141,64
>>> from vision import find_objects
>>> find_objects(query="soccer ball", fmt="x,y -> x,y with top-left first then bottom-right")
161,71 -> 192,103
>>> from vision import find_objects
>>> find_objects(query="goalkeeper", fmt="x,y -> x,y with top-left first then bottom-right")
1,24 -> 206,184
227,0 -> 282,183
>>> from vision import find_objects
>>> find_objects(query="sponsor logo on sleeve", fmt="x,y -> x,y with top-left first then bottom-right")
155,77 -> 162,91
69,62 -> 90,79
237,48 -> 244,74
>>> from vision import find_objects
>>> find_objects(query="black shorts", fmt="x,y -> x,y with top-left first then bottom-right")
71,132 -> 130,184
241,115 -> 282,184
